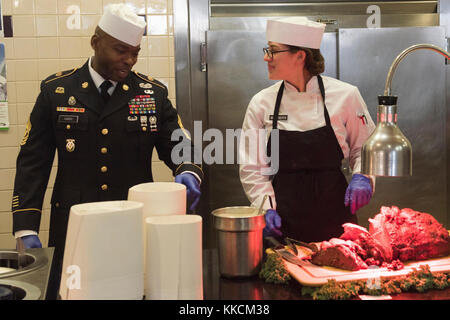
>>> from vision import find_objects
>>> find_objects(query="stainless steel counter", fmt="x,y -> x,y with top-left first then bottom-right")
0,248 -> 54,300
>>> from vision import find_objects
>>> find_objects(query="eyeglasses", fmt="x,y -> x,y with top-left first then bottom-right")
263,47 -> 290,59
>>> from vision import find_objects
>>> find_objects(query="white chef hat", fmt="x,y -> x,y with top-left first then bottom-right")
266,17 -> 326,49
98,3 -> 147,47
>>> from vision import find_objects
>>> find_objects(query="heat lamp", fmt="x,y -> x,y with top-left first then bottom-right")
361,44 -> 450,177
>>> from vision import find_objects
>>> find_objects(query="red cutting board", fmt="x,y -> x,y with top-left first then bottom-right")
284,246 -> 450,287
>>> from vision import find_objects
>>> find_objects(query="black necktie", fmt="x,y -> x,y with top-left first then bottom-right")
100,80 -> 112,103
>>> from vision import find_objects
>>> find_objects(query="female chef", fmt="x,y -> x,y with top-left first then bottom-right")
239,17 -> 376,242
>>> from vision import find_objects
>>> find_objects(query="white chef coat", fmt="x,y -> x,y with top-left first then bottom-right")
239,75 -> 375,210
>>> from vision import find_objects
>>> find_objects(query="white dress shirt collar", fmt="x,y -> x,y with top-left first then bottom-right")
88,57 -> 117,95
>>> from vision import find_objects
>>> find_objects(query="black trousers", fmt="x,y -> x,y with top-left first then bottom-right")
45,205 -> 70,300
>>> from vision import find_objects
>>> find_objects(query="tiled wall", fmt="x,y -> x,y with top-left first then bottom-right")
0,0 -> 176,248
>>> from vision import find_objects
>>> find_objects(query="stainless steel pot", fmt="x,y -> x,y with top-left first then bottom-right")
212,206 -> 266,278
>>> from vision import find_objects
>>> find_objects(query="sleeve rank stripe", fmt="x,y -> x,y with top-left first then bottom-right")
12,208 -> 42,214
175,162 -> 203,175
45,68 -> 78,84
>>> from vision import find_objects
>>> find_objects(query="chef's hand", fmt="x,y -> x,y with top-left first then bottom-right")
18,235 -> 42,249
263,209 -> 282,238
344,173 -> 373,214
175,173 -> 201,212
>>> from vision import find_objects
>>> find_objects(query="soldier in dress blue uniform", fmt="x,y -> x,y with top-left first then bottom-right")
11,4 -> 203,299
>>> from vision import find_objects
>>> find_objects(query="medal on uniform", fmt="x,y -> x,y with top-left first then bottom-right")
144,89 -> 153,94
55,87 -> 65,94
129,95 -> 155,114
128,115 -> 138,121
68,96 -> 76,106
66,139 -> 76,152
139,83 -> 152,89
149,115 -> 157,132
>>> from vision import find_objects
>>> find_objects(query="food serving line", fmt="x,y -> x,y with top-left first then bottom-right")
201,249 -> 450,300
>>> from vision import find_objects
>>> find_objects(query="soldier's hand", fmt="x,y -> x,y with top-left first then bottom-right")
19,235 -> 42,249
175,173 -> 201,212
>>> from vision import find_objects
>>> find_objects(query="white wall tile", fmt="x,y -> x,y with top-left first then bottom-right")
0,147 -> 19,169
148,36 -> 169,57
58,0 -> 81,15
0,213 -> 13,233
168,77 -> 175,99
12,15 -> 36,37
12,0 -> 35,15
59,37 -> 83,58
0,126 -> 18,147
0,190 -> 13,211
60,58 -> 84,71
6,82 -> 16,104
37,38 -> 60,59
147,0 -> 167,14
134,57 -> 148,75
13,38 -> 37,59
2,0 -> 13,15
147,15 -> 167,35
81,37 -> 94,58
6,60 -> 16,82
0,234 -> 16,249
168,15 -> 173,35
169,56 -> 174,77
17,103 -> 34,125
36,15 -> 58,37
151,161 -> 174,182
80,15 -> 100,37
38,59 -> 61,80
14,81 -> 39,103
59,15 -> 82,37
0,169 -> 15,190
35,0 -> 58,15
127,0 -> 146,14
149,57 -> 169,77
80,0 -> 102,14
7,103 -> 18,125
15,60 -> 38,81
2,38 -> 15,59
102,0 -> 122,11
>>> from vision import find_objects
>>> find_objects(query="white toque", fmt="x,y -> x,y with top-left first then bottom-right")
98,3 -> 147,47
266,17 -> 326,49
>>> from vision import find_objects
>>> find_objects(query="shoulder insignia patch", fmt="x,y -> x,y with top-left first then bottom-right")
134,71 -> 166,89
45,68 -> 78,84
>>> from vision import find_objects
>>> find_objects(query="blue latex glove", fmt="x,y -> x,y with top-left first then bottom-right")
19,235 -> 42,249
263,209 -> 282,238
175,173 -> 201,212
344,173 -> 373,214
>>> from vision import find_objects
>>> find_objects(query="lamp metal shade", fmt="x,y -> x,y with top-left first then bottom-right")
361,97 -> 412,177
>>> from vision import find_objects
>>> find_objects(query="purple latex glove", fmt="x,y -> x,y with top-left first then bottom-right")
175,173 -> 201,211
344,173 -> 373,214
263,209 -> 282,238
19,235 -> 42,249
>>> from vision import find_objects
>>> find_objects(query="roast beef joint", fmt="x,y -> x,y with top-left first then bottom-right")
309,206 -> 450,271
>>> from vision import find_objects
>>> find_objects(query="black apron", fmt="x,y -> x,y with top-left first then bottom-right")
269,76 -> 356,242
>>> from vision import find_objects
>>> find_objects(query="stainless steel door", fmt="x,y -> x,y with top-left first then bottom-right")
206,30 -> 337,210
339,26 -> 447,227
